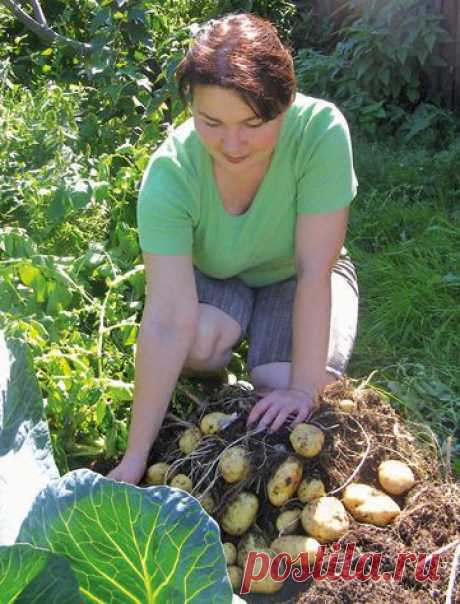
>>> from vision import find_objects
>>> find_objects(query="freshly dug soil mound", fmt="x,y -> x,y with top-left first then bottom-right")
112,378 -> 460,602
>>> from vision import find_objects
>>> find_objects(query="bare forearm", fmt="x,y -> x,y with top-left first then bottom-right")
125,320 -> 196,461
289,275 -> 331,397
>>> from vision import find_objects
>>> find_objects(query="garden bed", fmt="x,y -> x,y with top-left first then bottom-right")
131,379 -> 460,603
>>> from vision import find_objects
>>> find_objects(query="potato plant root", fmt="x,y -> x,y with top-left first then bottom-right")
92,378 -> 460,603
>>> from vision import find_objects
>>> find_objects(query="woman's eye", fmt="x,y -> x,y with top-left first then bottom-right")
247,122 -> 263,128
205,122 -> 219,128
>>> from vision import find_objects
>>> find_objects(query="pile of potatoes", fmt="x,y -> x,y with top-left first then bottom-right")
146,409 -> 416,595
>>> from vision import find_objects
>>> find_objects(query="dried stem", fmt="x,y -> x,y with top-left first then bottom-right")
446,540 -> 460,604
30,0 -> 46,25
1,0 -> 111,55
321,413 -> 371,496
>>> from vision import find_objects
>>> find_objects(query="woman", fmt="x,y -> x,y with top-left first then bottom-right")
108,13 -> 358,484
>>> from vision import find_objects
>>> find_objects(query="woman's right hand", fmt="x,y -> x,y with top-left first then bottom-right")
106,454 -> 148,485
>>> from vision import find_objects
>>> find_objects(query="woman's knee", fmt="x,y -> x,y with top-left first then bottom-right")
184,304 -> 241,369
250,362 -> 291,390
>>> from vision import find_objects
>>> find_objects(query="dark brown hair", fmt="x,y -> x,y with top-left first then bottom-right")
176,13 -> 297,121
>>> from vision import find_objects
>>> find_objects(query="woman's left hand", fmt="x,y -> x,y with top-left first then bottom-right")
246,388 -> 315,433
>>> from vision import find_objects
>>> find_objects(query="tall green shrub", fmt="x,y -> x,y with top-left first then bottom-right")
295,0 -> 451,136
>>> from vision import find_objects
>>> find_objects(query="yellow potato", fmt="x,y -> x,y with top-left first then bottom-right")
197,492 -> 216,514
169,473 -> 193,492
219,446 -> 251,483
223,542 -> 237,565
267,456 -> 303,507
342,483 -> 375,508
179,426 -> 202,454
228,565 -> 243,590
276,509 -> 301,534
145,462 -> 170,485
338,398 -> 356,412
289,423 -> 325,458
237,531 -> 268,569
297,478 -> 326,503
241,548 -> 284,594
301,496 -> 349,543
200,412 -> 233,434
378,460 -> 415,495
221,492 -> 259,536
270,535 -> 320,566
342,483 -> 401,526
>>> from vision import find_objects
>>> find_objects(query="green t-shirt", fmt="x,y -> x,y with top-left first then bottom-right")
137,92 -> 358,287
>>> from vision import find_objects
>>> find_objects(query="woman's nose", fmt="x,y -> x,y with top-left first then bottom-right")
222,128 -> 247,154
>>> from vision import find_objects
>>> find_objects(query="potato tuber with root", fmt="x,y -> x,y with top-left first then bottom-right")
297,478 -> 326,503
241,548 -> 284,594
200,412 -> 234,434
289,423 -> 325,457
270,535 -> 321,566
237,531 -> 268,569
218,446 -> 251,483
169,473 -> 193,492
267,456 -> 303,507
197,492 -> 215,514
223,542 -> 237,565
338,398 -> 356,412
145,462 -> 170,485
378,459 -> 415,495
179,426 -> 202,454
342,483 -> 401,526
228,565 -> 243,590
220,491 -> 259,536
276,509 -> 302,534
301,496 -> 349,543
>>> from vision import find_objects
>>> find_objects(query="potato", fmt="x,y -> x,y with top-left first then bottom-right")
197,492 -> 216,514
276,509 -> 301,534
241,548 -> 284,594
169,473 -> 193,492
338,398 -> 356,412
228,565 -> 243,590
297,478 -> 326,503
267,456 -> 303,507
219,446 -> 251,483
270,535 -> 320,566
223,542 -> 237,565
342,483 -> 375,508
301,496 -> 349,543
289,423 -> 325,458
342,483 -> 401,526
378,460 -> 415,495
237,531 -> 268,569
200,412 -> 233,435
145,462 -> 170,485
221,492 -> 259,536
179,426 -> 202,454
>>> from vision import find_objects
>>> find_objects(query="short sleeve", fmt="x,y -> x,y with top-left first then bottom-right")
137,139 -> 198,255
296,104 -> 358,214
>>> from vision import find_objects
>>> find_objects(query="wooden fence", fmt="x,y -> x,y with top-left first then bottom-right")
310,0 -> 460,111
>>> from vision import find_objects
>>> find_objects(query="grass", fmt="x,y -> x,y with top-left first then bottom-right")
346,135 -> 460,470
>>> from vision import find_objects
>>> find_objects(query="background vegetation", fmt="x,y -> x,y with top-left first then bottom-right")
0,0 -> 458,475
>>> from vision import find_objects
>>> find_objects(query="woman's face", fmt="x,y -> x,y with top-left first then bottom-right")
192,85 -> 289,172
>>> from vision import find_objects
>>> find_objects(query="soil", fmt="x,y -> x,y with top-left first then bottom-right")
90,378 -> 460,603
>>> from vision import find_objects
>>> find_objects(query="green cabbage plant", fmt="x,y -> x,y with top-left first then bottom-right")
0,332 -> 235,603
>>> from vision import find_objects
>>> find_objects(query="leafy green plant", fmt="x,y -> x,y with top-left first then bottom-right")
295,0 -> 451,136
0,333 -> 233,602
340,0 -> 449,106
